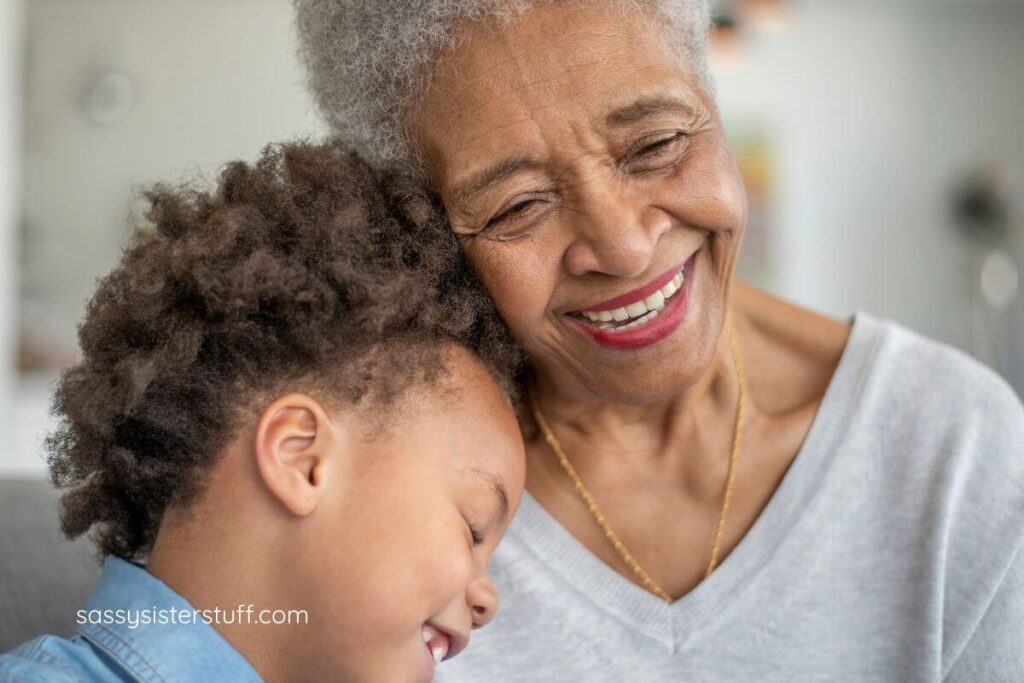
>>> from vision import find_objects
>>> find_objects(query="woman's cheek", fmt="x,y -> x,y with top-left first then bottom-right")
662,135 -> 747,235
465,239 -> 555,337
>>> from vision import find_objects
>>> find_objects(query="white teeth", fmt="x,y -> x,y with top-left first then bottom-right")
644,290 -> 665,311
424,625 -> 448,664
625,301 -> 648,319
576,265 -> 688,329
660,274 -> 683,300
611,306 -> 661,332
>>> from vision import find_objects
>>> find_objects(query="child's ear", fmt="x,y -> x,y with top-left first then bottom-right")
253,393 -> 342,517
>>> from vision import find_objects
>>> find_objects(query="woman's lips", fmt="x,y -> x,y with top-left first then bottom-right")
573,255 -> 690,314
565,250 -> 697,351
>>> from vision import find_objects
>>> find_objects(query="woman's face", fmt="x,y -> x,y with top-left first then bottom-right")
408,3 -> 747,404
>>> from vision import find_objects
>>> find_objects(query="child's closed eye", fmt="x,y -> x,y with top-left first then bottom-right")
465,520 -> 485,547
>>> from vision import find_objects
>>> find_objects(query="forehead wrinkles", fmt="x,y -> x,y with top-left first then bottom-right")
423,7 -> 664,128
434,52 -> 631,134
433,60 -> 639,168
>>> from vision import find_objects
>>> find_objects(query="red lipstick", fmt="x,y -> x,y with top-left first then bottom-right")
566,250 -> 698,351
574,256 -> 689,313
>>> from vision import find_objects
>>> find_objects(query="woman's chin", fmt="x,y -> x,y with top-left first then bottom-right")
578,356 -> 713,405
574,305 -> 721,404
546,326 -> 720,405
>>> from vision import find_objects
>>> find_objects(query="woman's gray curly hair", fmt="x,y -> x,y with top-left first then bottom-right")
293,0 -> 713,174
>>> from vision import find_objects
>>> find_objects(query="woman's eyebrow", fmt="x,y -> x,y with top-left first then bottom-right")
450,97 -> 699,208
605,95 -> 699,127
463,467 -> 511,526
451,155 -> 544,208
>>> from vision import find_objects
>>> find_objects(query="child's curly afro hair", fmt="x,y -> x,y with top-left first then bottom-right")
45,140 -> 522,561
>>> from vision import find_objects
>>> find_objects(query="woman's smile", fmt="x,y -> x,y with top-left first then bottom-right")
564,249 -> 699,350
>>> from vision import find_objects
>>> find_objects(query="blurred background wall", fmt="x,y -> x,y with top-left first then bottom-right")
7,0 -> 323,472
1,0 -> 24,473
1,0 -> 1022,473
712,0 -> 1024,382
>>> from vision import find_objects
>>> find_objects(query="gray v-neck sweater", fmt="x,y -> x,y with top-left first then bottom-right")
437,311 -> 1024,682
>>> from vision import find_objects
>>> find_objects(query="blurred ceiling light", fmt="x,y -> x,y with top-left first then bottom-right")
710,14 -> 746,70
710,0 -> 790,69
81,71 -> 135,125
981,249 -> 1020,311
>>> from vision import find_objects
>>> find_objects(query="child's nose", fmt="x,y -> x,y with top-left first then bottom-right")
468,574 -> 499,629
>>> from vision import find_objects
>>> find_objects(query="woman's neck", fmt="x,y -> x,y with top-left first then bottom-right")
529,310 -> 745,481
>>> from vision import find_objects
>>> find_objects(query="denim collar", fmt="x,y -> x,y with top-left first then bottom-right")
77,556 -> 263,683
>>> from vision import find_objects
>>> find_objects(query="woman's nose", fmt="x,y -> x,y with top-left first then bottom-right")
468,574 -> 499,629
561,181 -> 671,279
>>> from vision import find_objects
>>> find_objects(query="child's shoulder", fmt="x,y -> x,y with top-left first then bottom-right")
0,634 -> 112,682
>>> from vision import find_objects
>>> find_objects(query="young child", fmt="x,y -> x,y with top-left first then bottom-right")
0,142 -> 526,682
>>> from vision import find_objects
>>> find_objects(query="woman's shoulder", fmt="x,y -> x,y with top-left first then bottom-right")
842,312 -> 1024,563
738,285 -> 1023,522
851,313 -> 1024,674
856,310 -> 1023,437
735,281 -> 1022,437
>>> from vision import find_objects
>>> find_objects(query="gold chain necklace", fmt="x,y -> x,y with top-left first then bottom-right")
528,315 -> 746,604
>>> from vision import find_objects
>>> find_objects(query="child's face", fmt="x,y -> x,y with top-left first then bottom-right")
309,350 -> 525,682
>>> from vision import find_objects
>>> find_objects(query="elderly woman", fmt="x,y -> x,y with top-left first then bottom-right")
294,1 -> 1024,680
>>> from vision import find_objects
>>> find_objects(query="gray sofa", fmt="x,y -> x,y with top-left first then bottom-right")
0,477 -> 102,652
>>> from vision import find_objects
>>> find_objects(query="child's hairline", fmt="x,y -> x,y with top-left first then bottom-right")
150,339 -> 510,543
239,338 -> 507,439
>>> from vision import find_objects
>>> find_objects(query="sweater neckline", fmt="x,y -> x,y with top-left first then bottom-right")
508,309 -> 887,650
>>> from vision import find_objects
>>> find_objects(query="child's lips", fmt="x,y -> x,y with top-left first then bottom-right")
422,622 -> 467,665
422,624 -> 449,665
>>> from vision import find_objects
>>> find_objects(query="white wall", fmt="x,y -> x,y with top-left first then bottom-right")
21,0 -> 324,356
0,0 -> 24,473
714,0 -> 1024,391
9,0 -> 324,473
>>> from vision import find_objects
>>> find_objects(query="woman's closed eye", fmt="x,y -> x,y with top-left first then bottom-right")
490,199 -> 538,226
475,133 -> 687,236
623,132 -> 687,172
480,193 -> 553,240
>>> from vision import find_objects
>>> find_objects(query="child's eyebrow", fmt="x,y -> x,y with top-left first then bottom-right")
464,467 -> 510,526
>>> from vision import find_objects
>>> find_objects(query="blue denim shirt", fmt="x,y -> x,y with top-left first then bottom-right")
0,557 -> 263,682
